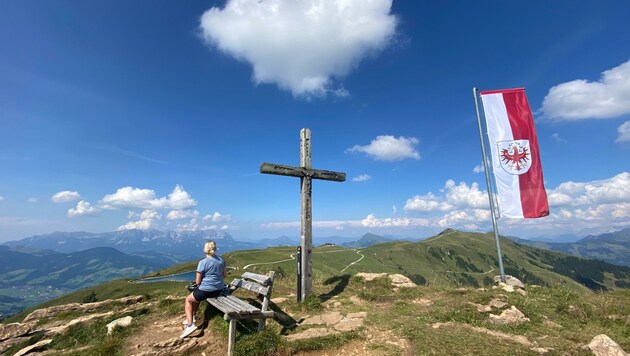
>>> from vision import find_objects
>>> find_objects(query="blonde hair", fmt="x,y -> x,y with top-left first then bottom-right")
204,240 -> 217,256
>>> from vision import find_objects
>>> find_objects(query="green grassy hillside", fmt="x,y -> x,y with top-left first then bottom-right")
219,229 -> 630,294
4,229 -> 630,355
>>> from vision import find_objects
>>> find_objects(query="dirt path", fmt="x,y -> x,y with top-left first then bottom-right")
123,310 -> 223,355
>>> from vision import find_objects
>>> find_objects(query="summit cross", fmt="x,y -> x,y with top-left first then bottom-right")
260,128 -> 346,301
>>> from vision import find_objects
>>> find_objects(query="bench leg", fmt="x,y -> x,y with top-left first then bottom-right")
227,319 -> 236,356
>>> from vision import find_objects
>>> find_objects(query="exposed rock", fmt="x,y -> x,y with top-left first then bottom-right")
586,334 -> 628,356
14,339 -> 52,356
515,288 -> 528,296
531,347 -> 554,355
320,311 -> 343,325
285,327 -> 337,341
23,295 -> 143,323
468,302 -> 492,313
271,297 -> 288,304
543,320 -> 562,328
413,298 -> 433,307
432,322 -> 534,347
494,283 -> 515,293
0,322 -> 33,342
302,315 -> 324,325
489,298 -> 508,309
494,275 -> 525,289
388,274 -> 416,288
0,335 -> 31,354
355,273 -> 416,289
43,312 -> 114,336
334,317 -> 364,332
489,306 -> 530,325
346,312 -> 367,319
355,272 -> 387,282
106,316 -> 133,334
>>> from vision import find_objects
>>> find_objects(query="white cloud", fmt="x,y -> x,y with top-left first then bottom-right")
0,196 -> 4,202
51,191 -> 81,203
118,209 -> 161,231
404,192 -> 452,213
352,174 -> 371,182
547,172 -> 630,207
199,0 -> 397,98
118,219 -> 155,231
616,121 -> 630,143
542,59 -> 630,120
260,172 -> 630,239
203,212 -> 231,223
68,200 -> 99,217
140,209 -> 161,220
167,209 -> 198,220
100,185 -> 196,210
444,180 -> 488,209
346,135 -> 420,161
404,180 -> 487,213
473,163 -> 484,173
27,197 -> 38,203
361,213 -> 429,228
550,133 -> 567,143
59,184 -> 234,233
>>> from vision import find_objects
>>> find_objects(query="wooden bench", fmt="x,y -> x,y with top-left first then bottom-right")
206,271 -> 275,356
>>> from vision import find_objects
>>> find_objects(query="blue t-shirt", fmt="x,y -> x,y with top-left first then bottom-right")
196,255 -> 226,292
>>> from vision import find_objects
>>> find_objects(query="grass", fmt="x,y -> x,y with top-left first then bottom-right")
4,232 -> 630,355
4,269 -> 630,355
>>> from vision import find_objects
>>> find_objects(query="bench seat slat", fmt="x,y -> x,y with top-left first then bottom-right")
224,296 -> 260,313
207,298 -> 239,315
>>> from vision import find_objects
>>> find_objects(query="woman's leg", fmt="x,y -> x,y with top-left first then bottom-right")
184,293 -> 199,325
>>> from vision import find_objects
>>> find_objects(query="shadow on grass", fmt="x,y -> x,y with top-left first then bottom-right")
319,274 -> 351,302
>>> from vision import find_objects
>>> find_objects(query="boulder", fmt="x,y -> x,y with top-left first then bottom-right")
106,316 -> 133,334
586,334 -> 628,356
388,274 -> 416,288
494,275 -> 525,288
0,322 -> 32,342
489,306 -> 530,325
355,272 -> 387,281
14,339 -> 52,356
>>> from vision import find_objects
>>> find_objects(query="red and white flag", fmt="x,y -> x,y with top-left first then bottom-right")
479,88 -> 549,219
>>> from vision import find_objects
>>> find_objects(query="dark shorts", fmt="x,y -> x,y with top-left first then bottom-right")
192,288 -> 222,302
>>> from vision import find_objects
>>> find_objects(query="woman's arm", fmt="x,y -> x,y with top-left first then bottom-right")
195,272 -> 202,285
223,268 -> 228,278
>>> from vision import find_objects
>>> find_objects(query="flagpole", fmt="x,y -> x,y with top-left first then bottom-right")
473,87 -> 506,283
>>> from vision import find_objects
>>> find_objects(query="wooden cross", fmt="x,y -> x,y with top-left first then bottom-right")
260,128 -> 345,301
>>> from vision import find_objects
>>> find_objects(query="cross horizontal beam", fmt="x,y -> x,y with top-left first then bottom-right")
260,163 -> 346,182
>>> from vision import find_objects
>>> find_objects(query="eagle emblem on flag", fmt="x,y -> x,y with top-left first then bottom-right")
497,140 -> 531,175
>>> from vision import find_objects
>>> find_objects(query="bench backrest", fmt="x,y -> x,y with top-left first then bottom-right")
230,271 -> 275,331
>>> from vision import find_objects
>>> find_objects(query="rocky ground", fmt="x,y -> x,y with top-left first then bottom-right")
1,273 -> 628,355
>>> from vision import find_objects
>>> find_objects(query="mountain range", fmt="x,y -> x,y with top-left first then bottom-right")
512,227 -> 630,266
3,227 -> 630,318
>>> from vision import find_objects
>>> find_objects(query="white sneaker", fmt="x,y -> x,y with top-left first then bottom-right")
182,317 -> 196,325
180,324 -> 197,338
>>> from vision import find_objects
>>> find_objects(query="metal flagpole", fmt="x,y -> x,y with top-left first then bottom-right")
473,87 -> 506,283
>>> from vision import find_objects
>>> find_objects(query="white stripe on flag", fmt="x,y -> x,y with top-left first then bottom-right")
481,93 -> 523,218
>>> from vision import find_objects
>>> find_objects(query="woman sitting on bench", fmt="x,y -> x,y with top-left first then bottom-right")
181,240 -> 228,338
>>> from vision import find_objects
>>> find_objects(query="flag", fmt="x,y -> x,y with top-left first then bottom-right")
479,88 -> 549,218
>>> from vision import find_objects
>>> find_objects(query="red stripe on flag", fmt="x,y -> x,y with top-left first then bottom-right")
502,90 -> 549,218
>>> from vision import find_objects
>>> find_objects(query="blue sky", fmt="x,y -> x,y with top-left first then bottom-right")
1,0 -> 630,242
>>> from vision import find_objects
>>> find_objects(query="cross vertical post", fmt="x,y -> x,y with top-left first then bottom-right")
300,129 -> 313,300
260,128 -> 345,301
